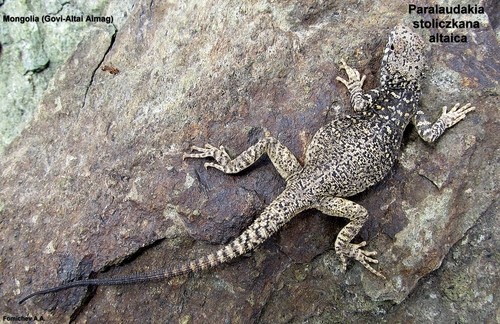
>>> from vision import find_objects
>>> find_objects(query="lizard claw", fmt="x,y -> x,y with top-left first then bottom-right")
336,59 -> 366,89
183,144 -> 231,171
439,103 -> 476,128
337,241 -> 386,280
183,144 -> 220,159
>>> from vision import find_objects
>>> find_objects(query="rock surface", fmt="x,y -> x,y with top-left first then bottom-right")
1,0 -> 498,322
0,0 -> 135,153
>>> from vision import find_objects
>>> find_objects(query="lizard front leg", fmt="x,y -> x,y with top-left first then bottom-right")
313,196 -> 385,279
184,132 -> 302,180
336,59 -> 378,112
413,103 -> 476,143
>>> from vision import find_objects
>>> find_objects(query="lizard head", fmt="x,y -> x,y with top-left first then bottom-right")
380,25 -> 427,88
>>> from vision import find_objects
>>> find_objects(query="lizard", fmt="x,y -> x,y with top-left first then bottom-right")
19,24 -> 475,304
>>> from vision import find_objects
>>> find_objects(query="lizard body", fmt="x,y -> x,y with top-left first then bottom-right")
19,25 -> 475,304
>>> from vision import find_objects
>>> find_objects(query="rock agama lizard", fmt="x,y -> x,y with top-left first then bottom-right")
19,25 -> 475,304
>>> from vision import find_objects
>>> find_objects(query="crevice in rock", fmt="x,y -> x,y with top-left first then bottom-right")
106,237 -> 166,269
67,237 -> 166,321
52,1 -> 71,15
418,172 -> 440,190
69,286 -> 97,323
24,59 -> 50,74
21,3 -> 51,75
194,167 -> 212,195
81,28 -> 117,111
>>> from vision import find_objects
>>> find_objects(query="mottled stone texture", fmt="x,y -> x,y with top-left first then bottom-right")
1,0 -> 498,323
0,0 -> 135,153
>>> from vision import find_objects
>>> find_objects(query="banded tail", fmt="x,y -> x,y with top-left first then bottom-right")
19,196 -> 296,304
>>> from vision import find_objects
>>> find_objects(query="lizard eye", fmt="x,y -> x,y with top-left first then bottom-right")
390,44 -> 394,50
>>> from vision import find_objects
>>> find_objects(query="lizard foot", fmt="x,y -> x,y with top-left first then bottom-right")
337,241 -> 386,279
335,59 -> 366,89
183,144 -> 231,171
439,103 -> 476,128
335,59 -> 368,112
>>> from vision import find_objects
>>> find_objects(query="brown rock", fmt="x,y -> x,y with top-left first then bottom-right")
1,0 -> 498,322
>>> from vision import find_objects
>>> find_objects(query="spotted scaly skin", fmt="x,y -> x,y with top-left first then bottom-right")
19,25 -> 475,304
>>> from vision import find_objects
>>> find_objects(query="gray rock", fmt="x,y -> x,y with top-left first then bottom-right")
0,0 -> 134,153
1,0 -> 498,322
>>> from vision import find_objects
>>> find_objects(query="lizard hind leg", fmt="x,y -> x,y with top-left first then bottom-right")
313,196 -> 386,279
183,133 -> 302,180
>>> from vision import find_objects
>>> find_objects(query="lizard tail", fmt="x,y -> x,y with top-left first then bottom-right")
19,202 -> 290,304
